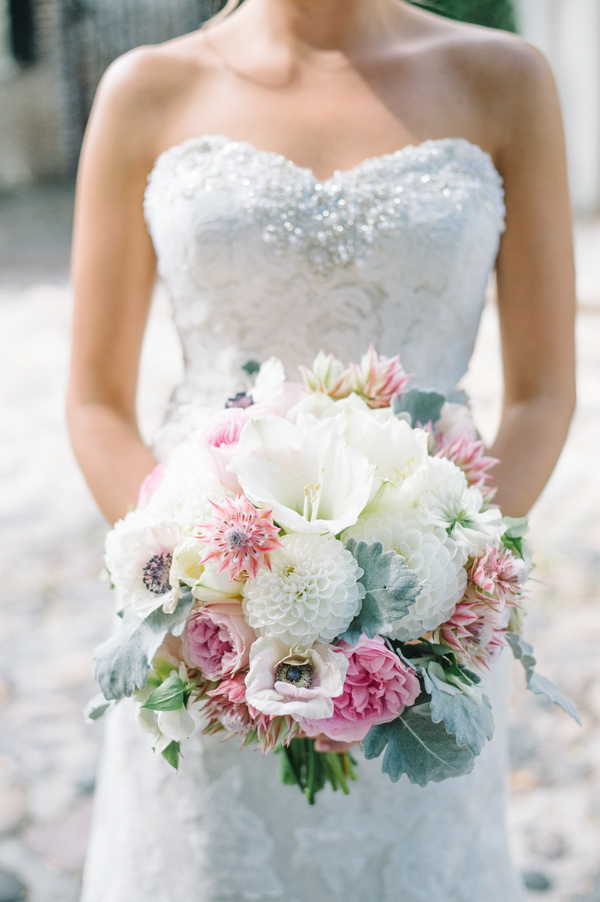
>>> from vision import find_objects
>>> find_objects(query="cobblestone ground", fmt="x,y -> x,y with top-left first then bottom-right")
0,186 -> 599,901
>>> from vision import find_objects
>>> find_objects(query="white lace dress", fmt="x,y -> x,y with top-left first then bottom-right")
81,136 -> 525,902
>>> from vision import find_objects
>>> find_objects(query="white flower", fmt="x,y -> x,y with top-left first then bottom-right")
145,437 -> 231,531
403,457 -> 505,557
228,414 -> 375,535
250,357 -> 286,404
105,515 -> 182,617
435,402 -> 477,443
342,510 -> 467,640
333,407 -> 429,489
245,637 -> 348,721
133,666 -> 196,753
298,351 -> 352,398
169,537 -> 242,603
242,533 -> 364,646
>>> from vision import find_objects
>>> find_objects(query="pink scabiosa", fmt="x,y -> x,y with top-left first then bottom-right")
196,495 -> 282,582
348,344 -> 413,409
299,635 -> 420,743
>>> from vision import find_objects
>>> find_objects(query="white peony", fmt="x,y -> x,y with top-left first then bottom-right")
402,457 -> 505,557
242,533 -> 364,646
245,636 -> 348,721
104,513 -> 182,617
145,436 -> 232,531
342,509 -> 467,640
229,414 -> 375,535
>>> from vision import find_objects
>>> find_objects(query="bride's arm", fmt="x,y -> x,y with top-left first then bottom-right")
487,43 -> 576,517
67,51 -> 176,524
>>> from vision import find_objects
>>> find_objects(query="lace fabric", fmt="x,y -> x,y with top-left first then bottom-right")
81,135 -> 524,901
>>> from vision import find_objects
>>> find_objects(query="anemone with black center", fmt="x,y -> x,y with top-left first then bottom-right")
275,661 -> 315,689
142,552 -> 173,595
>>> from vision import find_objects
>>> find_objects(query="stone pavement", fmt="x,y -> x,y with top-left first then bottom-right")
0,185 -> 598,901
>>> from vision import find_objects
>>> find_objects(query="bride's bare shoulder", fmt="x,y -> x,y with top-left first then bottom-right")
86,31 -> 213,166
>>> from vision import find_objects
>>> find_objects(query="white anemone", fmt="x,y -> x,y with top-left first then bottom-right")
104,514 -> 182,617
228,414 -> 375,535
245,637 -> 348,721
242,533 -> 364,646
342,510 -> 467,640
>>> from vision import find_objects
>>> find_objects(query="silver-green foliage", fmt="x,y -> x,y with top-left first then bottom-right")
505,632 -> 581,724
340,540 -> 422,645
93,590 -> 195,701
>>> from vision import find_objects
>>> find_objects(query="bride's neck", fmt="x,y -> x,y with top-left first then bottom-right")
217,0 -> 413,57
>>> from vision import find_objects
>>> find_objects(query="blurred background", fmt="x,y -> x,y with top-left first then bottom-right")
0,1 -> 599,900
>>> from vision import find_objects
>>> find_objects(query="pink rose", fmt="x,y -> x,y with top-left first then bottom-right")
183,602 -> 256,680
136,462 -> 167,509
202,409 -> 252,492
299,635 -> 420,743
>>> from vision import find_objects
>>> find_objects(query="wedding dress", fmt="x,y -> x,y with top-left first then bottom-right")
81,135 -> 524,902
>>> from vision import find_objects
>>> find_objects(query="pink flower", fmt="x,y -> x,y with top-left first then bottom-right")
202,672 -> 300,750
202,409 -> 253,492
136,462 -> 167,509
434,549 -> 525,673
348,344 -> 413,409
196,495 -> 282,581
183,602 -> 257,680
431,431 -> 498,499
299,635 -> 420,743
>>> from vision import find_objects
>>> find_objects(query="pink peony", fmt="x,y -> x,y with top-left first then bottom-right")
136,462 -> 167,509
183,602 -> 257,680
197,495 -> 282,581
348,344 -> 413,409
202,408 -> 254,492
299,635 -> 420,743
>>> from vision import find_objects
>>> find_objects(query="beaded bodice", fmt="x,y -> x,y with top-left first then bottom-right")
144,134 -> 505,444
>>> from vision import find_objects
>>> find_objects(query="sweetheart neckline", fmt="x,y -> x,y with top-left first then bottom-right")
149,133 -> 504,188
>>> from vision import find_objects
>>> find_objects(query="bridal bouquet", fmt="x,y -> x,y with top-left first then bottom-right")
88,347 -> 578,803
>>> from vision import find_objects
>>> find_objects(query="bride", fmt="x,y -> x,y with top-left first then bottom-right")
67,0 -> 575,898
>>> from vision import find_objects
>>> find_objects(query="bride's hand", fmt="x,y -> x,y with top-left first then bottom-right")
312,734 -> 359,754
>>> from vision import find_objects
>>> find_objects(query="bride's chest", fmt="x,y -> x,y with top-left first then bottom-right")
144,135 -> 505,285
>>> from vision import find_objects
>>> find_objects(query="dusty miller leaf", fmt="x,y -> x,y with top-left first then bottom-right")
423,672 -> 495,756
392,389 -> 446,427
339,540 -> 422,644
93,590 -> 195,701
505,632 -> 581,724
362,703 -> 476,786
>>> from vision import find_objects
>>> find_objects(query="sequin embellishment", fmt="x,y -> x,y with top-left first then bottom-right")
145,135 -> 505,280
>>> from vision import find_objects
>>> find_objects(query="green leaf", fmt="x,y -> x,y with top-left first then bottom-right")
340,540 -> 422,644
362,703 -> 476,786
241,359 -> 261,375
423,671 -> 495,755
142,672 -> 186,711
161,741 -> 181,769
83,693 -> 115,722
502,516 -> 530,539
505,632 -> 581,724
93,590 -> 195,701
392,389 -> 446,427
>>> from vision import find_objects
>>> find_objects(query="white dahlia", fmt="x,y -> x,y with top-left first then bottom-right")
342,510 -> 467,640
104,513 -> 182,617
242,534 -> 364,646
